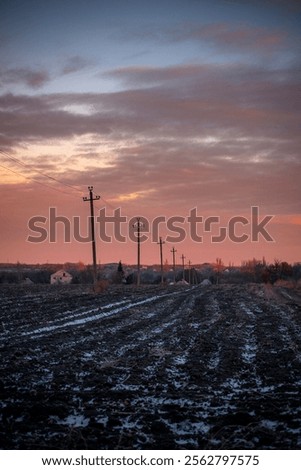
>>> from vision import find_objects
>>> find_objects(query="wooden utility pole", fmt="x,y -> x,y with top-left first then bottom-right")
188,259 -> 191,284
83,186 -> 100,285
215,257 -> 223,285
133,217 -> 143,286
181,254 -> 186,281
157,237 -> 165,284
170,247 -> 177,283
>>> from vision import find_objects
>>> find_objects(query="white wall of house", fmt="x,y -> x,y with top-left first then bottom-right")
50,270 -> 72,285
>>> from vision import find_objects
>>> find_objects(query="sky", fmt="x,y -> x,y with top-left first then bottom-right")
0,0 -> 300,267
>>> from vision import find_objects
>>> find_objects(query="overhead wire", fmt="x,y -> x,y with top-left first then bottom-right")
0,149 -> 83,196
0,149 -> 140,256
0,148 -> 118,209
0,163 -> 72,195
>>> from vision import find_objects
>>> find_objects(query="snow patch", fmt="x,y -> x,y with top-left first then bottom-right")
51,414 -> 90,428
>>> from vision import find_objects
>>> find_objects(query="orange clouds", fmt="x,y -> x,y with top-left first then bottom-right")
0,14 -> 300,265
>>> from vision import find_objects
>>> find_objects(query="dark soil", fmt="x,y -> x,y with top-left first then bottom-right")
0,282 -> 301,449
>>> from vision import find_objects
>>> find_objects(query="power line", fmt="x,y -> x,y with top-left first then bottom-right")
0,149 -> 83,195
98,194 -> 117,210
0,149 -> 121,211
0,163 -> 71,195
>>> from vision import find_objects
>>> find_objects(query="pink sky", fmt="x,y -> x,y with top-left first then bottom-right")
0,0 -> 300,266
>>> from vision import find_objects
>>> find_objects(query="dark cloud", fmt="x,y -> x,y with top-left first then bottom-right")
103,64 -> 204,85
119,20 -> 292,59
0,68 -> 50,89
222,0 -> 301,11
1,61 -> 300,161
167,22 -> 287,53
0,57 -> 93,92
61,56 -> 92,75
92,140 -> 301,213
1,61 -> 300,146
0,93 -> 113,141
1,60 -> 300,218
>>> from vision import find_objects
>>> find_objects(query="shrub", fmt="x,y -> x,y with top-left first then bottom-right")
94,279 -> 109,293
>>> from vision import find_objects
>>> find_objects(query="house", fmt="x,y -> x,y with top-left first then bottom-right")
50,269 -> 72,285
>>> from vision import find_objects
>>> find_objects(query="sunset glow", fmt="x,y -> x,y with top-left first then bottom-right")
0,0 -> 300,266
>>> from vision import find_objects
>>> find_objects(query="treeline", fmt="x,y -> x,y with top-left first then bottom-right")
0,264 -> 95,285
0,260 -> 300,285
0,267 -> 51,284
238,259 -> 301,285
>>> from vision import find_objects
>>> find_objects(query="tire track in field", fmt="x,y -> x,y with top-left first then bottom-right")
0,287 -> 195,345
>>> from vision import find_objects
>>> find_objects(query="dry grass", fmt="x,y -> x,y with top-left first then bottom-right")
93,279 -> 109,293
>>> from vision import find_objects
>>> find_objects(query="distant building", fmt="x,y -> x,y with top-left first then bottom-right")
50,270 -> 72,285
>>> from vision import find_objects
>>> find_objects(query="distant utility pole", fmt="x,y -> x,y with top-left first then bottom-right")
171,247 -> 177,283
133,217 -> 143,286
188,259 -> 191,284
157,237 -> 165,284
83,186 -> 100,285
181,254 -> 186,281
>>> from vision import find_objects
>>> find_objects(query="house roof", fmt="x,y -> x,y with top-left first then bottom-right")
51,270 -> 72,277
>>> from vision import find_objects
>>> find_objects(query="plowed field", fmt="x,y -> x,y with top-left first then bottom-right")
1,283 -> 301,449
